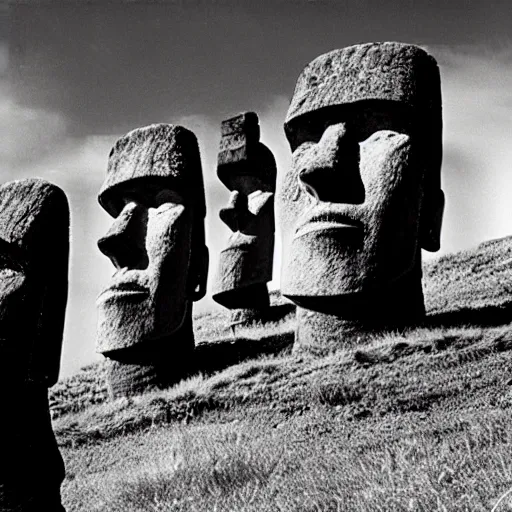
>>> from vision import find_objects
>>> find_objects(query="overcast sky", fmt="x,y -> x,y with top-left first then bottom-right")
2,0 -> 512,377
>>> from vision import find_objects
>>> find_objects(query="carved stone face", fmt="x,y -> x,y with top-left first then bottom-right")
96,124 -> 208,355
278,100 -> 443,304
213,150 -> 276,309
279,43 -> 444,308
97,180 -> 198,352
0,179 -> 69,386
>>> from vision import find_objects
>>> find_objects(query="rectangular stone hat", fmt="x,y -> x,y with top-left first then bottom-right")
217,111 -> 260,184
285,41 -> 442,142
217,112 -> 277,191
99,124 -> 206,218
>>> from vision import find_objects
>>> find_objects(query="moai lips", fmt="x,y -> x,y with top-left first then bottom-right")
278,42 -> 445,352
0,178 -> 69,511
96,124 -> 208,398
212,112 -> 276,323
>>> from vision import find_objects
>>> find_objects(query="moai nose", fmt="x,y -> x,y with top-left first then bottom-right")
97,203 -> 149,270
299,123 -> 364,204
219,190 -> 249,232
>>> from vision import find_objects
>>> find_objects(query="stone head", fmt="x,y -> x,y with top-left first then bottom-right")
96,124 -> 208,354
212,112 -> 276,309
0,178 -> 69,386
217,112 -> 276,235
278,42 -> 444,306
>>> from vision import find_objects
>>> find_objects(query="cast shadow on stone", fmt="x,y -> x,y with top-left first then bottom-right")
0,178 -> 69,512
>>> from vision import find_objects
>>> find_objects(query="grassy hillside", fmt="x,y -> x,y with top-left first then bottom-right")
424,235 -> 512,325
53,236 -> 512,511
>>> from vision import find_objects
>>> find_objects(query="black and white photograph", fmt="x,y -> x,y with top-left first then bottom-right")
2,0 -> 512,510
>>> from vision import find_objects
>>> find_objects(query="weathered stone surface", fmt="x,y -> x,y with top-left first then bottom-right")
277,43 -> 445,352
217,111 -> 260,174
104,311 -> 195,399
96,124 -> 208,396
0,178 -> 68,511
292,270 -> 426,355
285,42 -> 442,170
0,179 -> 69,386
212,113 -> 276,320
99,123 -> 206,218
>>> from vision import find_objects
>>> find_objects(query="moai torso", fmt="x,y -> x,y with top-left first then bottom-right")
0,178 -> 69,512
212,112 -> 276,327
96,124 -> 208,398
278,42 -> 445,353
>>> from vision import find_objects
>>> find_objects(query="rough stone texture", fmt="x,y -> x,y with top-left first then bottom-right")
285,42 -> 442,179
99,123 -> 206,218
0,178 -> 69,386
277,43 -> 445,352
292,269 -> 426,355
212,113 -> 276,323
105,311 -> 195,399
0,178 -> 68,511
217,111 -> 260,176
96,124 -> 208,397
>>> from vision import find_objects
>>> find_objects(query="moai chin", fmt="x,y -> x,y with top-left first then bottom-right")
277,42 -> 445,353
0,178 -> 69,511
212,112 -> 276,327
96,124 -> 208,398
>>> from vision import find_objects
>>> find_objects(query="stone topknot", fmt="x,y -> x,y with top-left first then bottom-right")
99,124 -> 206,218
217,112 -> 276,192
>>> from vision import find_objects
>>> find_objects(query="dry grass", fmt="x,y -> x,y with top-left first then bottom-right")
54,239 -> 512,511
62,407 -> 512,511
57,320 -> 512,511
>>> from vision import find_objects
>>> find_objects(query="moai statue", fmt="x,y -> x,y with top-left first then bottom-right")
0,178 -> 69,511
96,124 -> 208,398
277,42 -> 445,353
212,112 -> 276,328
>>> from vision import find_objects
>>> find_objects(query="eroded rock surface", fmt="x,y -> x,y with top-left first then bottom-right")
0,178 -> 69,511
212,112 -> 276,328
96,124 -> 208,398
278,42 -> 445,352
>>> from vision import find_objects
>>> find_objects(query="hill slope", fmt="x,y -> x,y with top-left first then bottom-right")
53,236 -> 512,511
424,235 -> 512,324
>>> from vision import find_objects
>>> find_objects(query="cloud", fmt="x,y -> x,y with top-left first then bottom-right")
0,81 -> 68,172
1,81 -> 118,376
3,43 -> 512,377
0,43 -> 8,76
